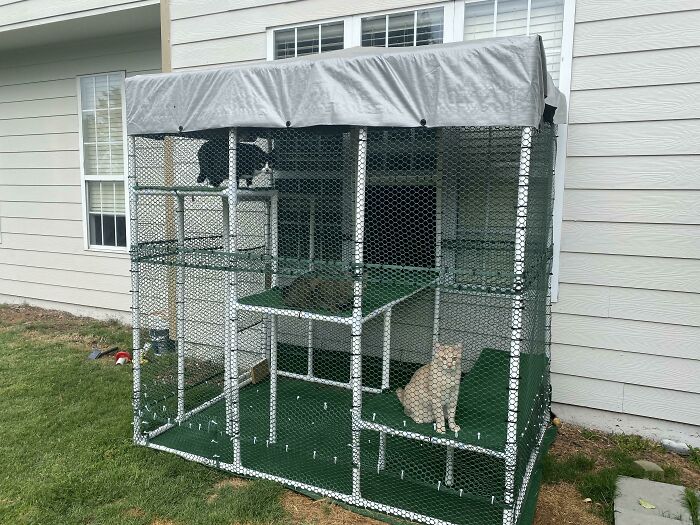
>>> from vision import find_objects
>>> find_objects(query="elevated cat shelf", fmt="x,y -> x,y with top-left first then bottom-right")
237,276 -> 437,325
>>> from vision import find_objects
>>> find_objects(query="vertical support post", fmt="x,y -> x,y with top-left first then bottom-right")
269,192 -> 279,443
175,195 -> 186,421
445,447 -> 454,486
307,197 -> 316,378
381,308 -> 391,390
351,127 -> 368,499
269,314 -> 278,444
224,128 -> 241,467
377,433 -> 387,472
263,201 -> 271,362
306,320 -> 314,378
223,194 -> 232,425
503,126 -> 533,525
128,135 -> 143,445
377,307 -> 392,472
433,128 -> 444,347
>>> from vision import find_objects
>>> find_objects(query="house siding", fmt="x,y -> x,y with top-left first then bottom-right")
552,0 -> 700,430
169,0 -> 447,70
0,0 -> 158,31
0,30 -> 160,318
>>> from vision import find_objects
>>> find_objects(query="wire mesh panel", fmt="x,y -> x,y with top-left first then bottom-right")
130,123 -> 555,525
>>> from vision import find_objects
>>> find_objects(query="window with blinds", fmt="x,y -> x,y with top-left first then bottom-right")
79,72 -> 127,248
274,21 -> 344,59
87,181 -> 127,247
463,0 -> 565,84
361,7 -> 444,48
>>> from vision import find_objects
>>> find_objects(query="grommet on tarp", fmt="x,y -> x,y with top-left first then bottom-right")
420,118 -> 427,126
286,121 -> 291,127
178,125 -> 183,132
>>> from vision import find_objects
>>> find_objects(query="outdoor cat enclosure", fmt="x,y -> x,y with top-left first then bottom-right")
126,36 -> 563,525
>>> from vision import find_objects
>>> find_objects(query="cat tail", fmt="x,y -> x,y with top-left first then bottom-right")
396,387 -> 405,406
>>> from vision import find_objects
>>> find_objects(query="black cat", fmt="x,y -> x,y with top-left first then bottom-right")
196,134 -> 272,187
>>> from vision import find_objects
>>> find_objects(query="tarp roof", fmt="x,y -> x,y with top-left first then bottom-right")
125,35 -> 566,135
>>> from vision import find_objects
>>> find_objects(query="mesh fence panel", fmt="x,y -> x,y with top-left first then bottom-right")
130,124 -> 555,525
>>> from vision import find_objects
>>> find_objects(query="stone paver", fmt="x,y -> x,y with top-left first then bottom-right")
615,476 -> 696,525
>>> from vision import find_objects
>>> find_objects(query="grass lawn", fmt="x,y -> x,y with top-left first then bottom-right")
0,304 -> 698,525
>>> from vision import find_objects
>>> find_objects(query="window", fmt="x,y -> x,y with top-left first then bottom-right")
361,7 -> 444,48
464,0 -> 565,84
273,21 -> 344,59
78,72 -> 127,249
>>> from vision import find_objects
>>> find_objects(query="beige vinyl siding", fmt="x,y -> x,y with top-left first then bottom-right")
0,0 -> 157,30
553,0 -> 700,427
0,30 -> 160,315
169,0 -> 447,69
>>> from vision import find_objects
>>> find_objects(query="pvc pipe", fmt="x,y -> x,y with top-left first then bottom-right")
351,127 -> 368,498
502,126 -> 533,525
176,195 -> 186,421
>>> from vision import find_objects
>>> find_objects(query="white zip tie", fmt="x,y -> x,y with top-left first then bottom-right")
285,444 -> 289,452
372,413 -> 376,421
253,436 -> 257,444
477,432 -> 481,440
401,470 -> 404,480
437,481 -> 441,491
460,489 -> 463,497
313,451 -> 316,459
323,402 -> 327,410
334,457 -> 337,464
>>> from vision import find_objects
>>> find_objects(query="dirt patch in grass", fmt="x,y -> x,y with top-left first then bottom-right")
534,483 -> 605,525
0,304 -> 131,351
283,492 -> 386,525
124,507 -> 146,518
207,477 -> 250,503
550,424 -> 700,490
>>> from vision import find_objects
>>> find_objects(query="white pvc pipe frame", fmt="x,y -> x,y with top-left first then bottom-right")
129,126 -> 543,525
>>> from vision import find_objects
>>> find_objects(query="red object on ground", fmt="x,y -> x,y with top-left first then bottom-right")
114,351 -> 132,364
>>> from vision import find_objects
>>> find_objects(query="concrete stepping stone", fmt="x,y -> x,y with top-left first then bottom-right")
615,476 -> 697,525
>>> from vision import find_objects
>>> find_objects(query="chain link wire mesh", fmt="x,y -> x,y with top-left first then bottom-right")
130,123 -> 555,525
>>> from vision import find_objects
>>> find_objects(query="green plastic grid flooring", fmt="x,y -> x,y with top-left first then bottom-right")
148,348 -> 548,525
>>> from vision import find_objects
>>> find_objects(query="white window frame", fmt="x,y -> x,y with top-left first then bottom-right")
266,17 -> 353,61
348,2 -> 461,47
265,0 -> 574,300
76,70 -> 130,254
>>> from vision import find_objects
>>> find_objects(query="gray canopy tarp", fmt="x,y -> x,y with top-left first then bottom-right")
125,35 -> 566,135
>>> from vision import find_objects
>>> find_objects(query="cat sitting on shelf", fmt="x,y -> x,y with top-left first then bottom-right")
197,132 -> 272,187
396,342 -> 463,434
281,275 -> 356,314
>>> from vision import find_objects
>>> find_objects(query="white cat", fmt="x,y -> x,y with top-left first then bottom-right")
396,342 -> 463,434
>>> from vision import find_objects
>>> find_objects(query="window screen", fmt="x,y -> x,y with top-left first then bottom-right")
464,0 -> 565,84
87,181 -> 127,247
274,21 -> 344,59
362,7 -> 444,48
